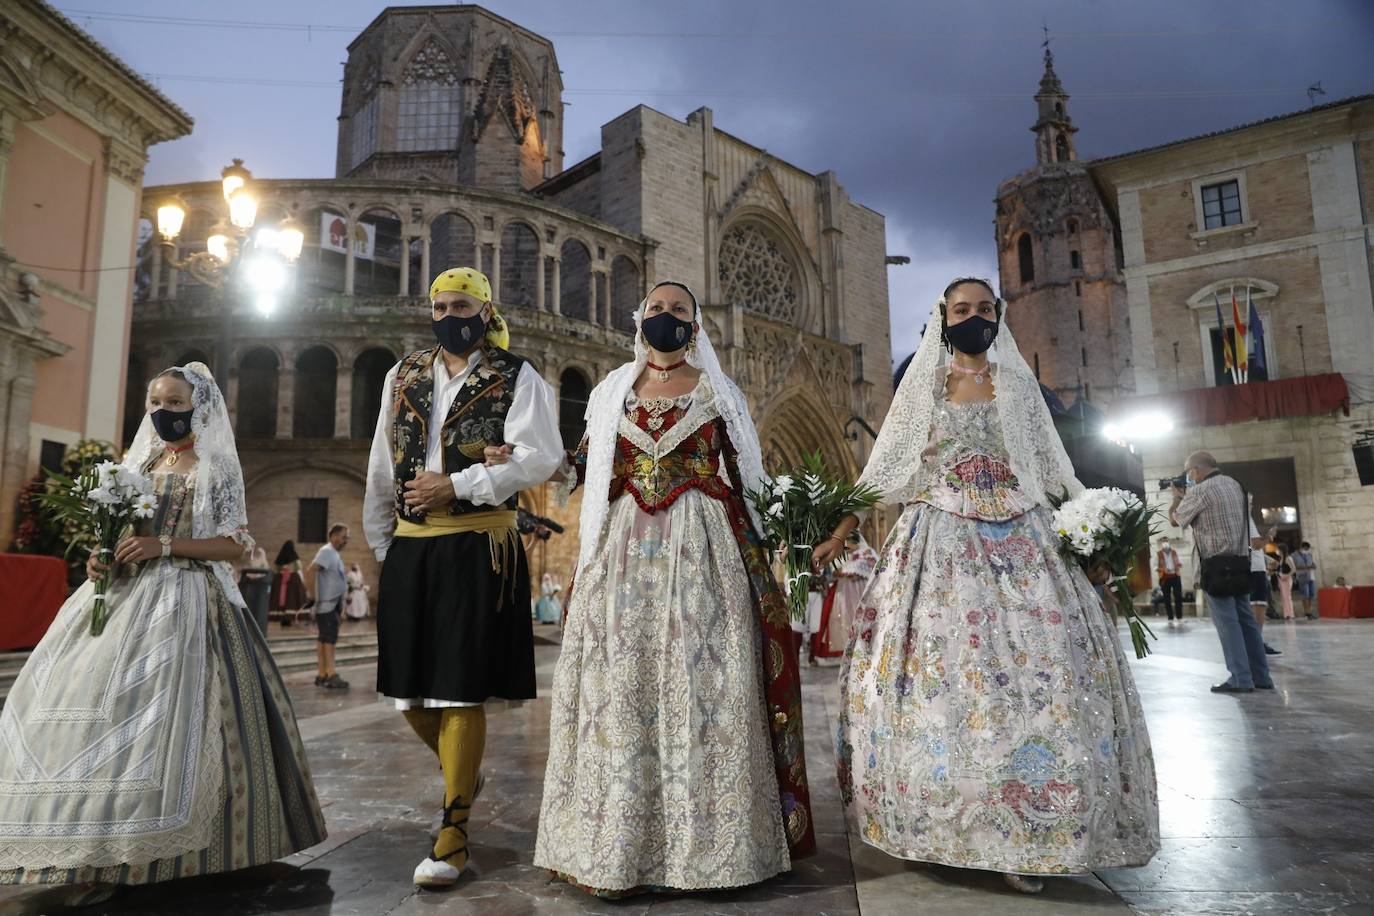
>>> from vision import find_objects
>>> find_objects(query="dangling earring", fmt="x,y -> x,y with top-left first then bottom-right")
687,335 -> 698,356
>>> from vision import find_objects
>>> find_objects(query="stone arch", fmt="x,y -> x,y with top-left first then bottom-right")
499,220 -> 540,308
1185,277 -> 1280,310
557,367 -> 591,450
243,458 -> 367,494
173,348 -> 212,370
355,205 -> 405,296
293,346 -> 338,439
609,254 -> 641,333
1054,133 -> 1070,163
757,387 -> 856,480
559,238 -> 592,321
718,210 -> 817,330
352,346 -> 397,439
237,347 -> 280,439
429,210 -> 477,273
1017,232 -> 1035,284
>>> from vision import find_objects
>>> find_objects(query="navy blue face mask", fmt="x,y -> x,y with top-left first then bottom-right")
641,312 -> 694,353
432,313 -> 486,355
944,315 -> 999,355
151,407 -> 194,443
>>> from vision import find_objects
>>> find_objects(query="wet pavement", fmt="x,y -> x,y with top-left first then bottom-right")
1,616 -> 1371,915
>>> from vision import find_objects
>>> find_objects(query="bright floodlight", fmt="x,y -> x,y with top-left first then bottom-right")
156,201 -> 186,241
256,295 -> 277,316
228,188 -> 258,230
206,233 -> 230,263
276,218 -> 304,261
255,227 -> 279,251
1102,411 -> 1176,444
244,255 -> 287,296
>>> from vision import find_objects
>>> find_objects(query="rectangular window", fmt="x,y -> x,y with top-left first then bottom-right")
350,95 -> 379,170
1077,310 -> 1084,331
1081,347 -> 1088,367
1069,250 -> 1081,270
1075,281 -> 1081,297
1201,179 -> 1243,229
298,498 -> 328,544
39,439 -> 66,473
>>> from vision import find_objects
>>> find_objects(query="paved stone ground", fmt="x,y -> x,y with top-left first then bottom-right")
2,616 -> 1372,915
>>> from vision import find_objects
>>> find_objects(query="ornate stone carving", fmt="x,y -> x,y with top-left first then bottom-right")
402,38 -> 460,86
718,222 -> 800,323
473,45 -> 537,141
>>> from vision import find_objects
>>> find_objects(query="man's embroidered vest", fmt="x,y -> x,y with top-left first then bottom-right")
390,345 -> 526,521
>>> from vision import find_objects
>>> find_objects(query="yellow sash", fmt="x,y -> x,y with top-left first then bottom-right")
393,510 -> 520,583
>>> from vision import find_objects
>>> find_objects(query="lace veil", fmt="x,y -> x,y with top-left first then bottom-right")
124,361 -> 252,606
858,294 -> 1083,508
576,281 -> 768,573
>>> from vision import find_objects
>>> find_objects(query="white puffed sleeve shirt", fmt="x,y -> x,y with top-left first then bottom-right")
363,349 -> 563,562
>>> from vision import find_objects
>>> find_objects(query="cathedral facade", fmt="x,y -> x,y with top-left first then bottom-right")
130,5 -> 893,586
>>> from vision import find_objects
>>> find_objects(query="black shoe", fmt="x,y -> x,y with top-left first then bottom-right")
1306,614 -> 1318,620
1255,682 -> 1275,689
1211,682 -> 1254,694
1264,644 -> 1282,655
314,675 -> 326,687
322,673 -> 350,689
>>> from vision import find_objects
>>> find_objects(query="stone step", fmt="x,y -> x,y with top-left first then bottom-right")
0,632 -> 379,706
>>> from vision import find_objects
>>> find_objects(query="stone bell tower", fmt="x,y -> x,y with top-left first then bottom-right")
335,5 -> 564,192
994,47 -> 1131,410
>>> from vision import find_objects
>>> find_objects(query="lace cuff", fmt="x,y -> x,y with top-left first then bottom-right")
552,454 -> 579,507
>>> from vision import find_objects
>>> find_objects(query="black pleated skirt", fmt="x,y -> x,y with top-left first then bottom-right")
375,531 -> 536,703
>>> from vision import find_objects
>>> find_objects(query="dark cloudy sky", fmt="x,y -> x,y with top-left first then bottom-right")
62,0 -> 1374,359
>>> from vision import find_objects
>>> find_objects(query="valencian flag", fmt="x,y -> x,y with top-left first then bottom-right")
1213,291 -> 1235,378
1231,287 -> 1248,380
1247,287 -> 1267,377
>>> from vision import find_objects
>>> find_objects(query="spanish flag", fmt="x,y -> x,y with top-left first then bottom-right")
1213,291 -> 1234,376
1231,288 -> 1248,379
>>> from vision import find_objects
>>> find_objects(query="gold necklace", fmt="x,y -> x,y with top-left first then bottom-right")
164,440 -> 195,467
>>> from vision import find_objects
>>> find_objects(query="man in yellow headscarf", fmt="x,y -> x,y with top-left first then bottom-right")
362,266 -> 561,889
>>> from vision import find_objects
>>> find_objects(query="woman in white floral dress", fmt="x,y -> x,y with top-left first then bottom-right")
814,279 -> 1158,894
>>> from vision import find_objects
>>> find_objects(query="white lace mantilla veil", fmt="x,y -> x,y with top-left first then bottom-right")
123,361 -> 253,607
574,281 -> 768,573
0,362 -> 248,870
858,294 -> 1083,509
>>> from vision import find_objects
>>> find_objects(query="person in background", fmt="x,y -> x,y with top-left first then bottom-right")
344,563 -> 371,620
533,573 -> 562,624
1156,537 -> 1184,626
305,524 -> 351,689
1292,541 -> 1317,620
1336,576 -> 1350,589
1246,506 -> 1281,657
1170,451 -> 1273,694
1275,545 -> 1296,621
271,540 -> 306,626
237,545 -> 272,633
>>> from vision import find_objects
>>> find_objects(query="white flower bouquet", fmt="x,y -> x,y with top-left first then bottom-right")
745,452 -> 881,625
40,460 -> 157,635
1050,486 -> 1159,659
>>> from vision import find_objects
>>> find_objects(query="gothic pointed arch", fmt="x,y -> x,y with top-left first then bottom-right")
396,33 -> 462,152
718,208 -> 819,331
473,44 -> 539,144
757,387 -> 856,480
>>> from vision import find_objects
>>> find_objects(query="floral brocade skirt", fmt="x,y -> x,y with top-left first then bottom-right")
836,502 -> 1159,875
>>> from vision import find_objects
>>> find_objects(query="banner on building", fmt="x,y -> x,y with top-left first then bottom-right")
320,212 -> 375,261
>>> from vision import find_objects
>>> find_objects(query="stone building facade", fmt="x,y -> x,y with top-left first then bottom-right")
0,0 -> 190,540
995,49 -> 1132,411
1089,95 -> 1374,589
132,6 -> 892,590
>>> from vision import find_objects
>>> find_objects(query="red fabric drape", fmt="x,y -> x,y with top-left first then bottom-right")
1114,374 -> 1349,427
0,553 -> 68,650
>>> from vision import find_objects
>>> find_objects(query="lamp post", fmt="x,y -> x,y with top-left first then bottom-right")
155,159 -> 304,313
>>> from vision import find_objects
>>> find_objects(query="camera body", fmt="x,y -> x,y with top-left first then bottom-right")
516,507 -> 566,539
1157,475 -> 1188,491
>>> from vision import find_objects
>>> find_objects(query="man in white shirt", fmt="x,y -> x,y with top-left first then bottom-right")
305,523 -> 350,688
363,267 -> 561,889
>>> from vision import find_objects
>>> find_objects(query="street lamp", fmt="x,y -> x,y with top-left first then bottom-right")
154,159 -> 302,313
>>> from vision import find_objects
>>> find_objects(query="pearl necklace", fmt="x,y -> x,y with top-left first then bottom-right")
949,361 -> 991,385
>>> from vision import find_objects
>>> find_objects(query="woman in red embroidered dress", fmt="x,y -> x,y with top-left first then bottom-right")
526,281 -> 814,896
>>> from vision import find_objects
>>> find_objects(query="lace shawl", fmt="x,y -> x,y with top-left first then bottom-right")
576,283 -> 767,573
859,299 -> 1083,509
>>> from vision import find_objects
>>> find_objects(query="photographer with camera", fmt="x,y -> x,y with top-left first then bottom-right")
1168,451 -> 1274,694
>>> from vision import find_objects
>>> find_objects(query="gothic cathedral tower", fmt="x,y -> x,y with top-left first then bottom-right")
995,48 -> 1130,410
334,7 -> 564,193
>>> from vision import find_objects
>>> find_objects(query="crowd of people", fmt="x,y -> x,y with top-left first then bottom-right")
0,269 -> 1167,904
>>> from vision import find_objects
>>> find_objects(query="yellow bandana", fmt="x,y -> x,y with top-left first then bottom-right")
428,266 -> 509,350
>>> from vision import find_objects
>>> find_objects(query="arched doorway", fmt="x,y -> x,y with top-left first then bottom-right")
294,346 -> 338,439
559,239 -> 591,321
558,368 -> 590,450
499,221 -> 539,307
237,348 -> 280,439
352,347 -> 397,438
